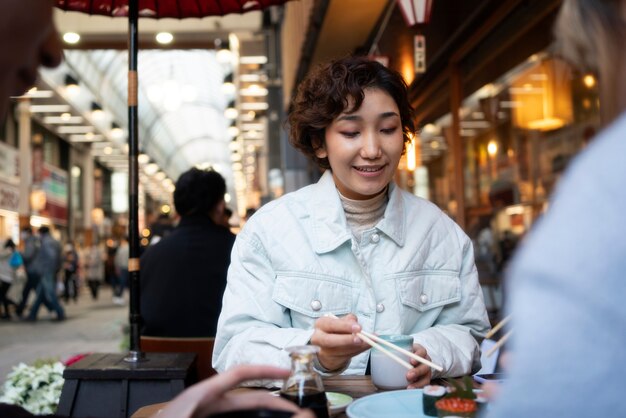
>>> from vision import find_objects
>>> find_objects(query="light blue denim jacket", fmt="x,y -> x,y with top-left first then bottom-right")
214,171 -> 489,381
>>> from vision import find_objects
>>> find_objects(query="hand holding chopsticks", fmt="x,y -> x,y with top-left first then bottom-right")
323,313 -> 443,372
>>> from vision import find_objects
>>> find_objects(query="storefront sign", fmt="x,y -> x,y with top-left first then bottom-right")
0,142 -> 19,183
0,178 -> 20,212
41,163 -> 68,226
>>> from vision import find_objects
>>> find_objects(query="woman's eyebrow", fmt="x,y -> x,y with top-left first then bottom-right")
336,111 -> 400,122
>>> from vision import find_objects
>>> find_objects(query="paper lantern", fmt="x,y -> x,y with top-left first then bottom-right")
397,0 -> 433,26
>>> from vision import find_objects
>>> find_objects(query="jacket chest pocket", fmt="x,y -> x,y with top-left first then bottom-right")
396,272 -> 461,312
272,273 -> 352,326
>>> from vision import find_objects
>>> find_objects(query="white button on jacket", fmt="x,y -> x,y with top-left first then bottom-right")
214,171 -> 490,385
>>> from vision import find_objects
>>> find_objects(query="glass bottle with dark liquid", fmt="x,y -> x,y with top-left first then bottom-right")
280,345 -> 329,418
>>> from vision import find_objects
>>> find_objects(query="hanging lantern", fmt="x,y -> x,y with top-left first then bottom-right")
397,0 -> 433,26
510,58 -> 574,131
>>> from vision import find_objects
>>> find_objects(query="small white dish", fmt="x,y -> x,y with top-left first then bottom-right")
327,391 -> 353,415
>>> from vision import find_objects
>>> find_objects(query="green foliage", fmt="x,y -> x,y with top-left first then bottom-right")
444,376 -> 477,400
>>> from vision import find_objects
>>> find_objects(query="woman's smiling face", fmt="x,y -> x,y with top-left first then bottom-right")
315,88 -> 405,200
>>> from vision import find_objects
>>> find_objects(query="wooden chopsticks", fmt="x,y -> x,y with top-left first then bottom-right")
323,313 -> 443,372
358,330 -> 444,372
485,315 -> 512,357
485,314 -> 511,339
485,330 -> 512,357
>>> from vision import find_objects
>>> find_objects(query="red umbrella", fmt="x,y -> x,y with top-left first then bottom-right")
55,0 -> 295,17
54,0 -> 294,362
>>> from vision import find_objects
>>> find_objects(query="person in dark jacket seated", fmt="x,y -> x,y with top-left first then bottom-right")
140,168 -> 236,337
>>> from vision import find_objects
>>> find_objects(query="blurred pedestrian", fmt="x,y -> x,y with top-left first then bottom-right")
113,236 -> 129,305
0,239 -> 20,319
84,243 -> 105,301
140,167 -> 235,337
15,227 -> 55,317
487,1 -> 626,417
26,226 -> 64,321
62,242 -> 79,303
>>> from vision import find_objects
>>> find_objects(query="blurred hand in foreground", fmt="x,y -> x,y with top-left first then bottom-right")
156,365 -> 315,418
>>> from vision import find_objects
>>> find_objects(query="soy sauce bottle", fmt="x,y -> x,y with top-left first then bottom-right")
280,345 -> 329,418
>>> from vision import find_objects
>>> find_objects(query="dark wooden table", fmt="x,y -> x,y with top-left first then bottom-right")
132,375 -> 478,417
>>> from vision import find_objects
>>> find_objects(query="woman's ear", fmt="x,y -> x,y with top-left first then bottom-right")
312,136 -> 327,158
314,146 -> 328,159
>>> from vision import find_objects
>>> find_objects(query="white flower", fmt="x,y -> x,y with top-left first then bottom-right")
0,360 -> 65,414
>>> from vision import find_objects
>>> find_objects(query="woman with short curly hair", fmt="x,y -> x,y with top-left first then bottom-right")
214,56 -> 489,388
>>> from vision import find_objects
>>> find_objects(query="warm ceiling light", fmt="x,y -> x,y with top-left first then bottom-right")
239,56 -> 268,65
58,125 -> 94,134
224,104 -> 238,119
156,32 -> 174,44
227,126 -> 240,137
63,32 -> 81,44
44,115 -> 83,124
103,146 -> 113,155
222,81 -> 236,95
30,105 -> 71,113
138,153 -> 150,164
240,85 -> 268,96
85,132 -> 95,140
110,123 -> 124,140
144,163 -> 159,175
583,74 -> 596,89
487,140 -> 498,157
91,102 -> 105,120
240,102 -> 269,111
64,74 -> 80,97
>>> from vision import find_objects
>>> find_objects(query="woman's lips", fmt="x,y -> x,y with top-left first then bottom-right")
353,165 -> 385,177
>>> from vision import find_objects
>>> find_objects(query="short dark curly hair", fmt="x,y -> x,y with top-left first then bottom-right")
174,168 -> 226,217
288,56 -> 416,169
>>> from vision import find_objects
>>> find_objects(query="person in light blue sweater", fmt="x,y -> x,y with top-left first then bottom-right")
488,1 -> 626,417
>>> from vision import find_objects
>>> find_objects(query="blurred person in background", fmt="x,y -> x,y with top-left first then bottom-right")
487,1 -> 626,417
0,239 -> 20,319
219,206 -> 233,229
140,167 -> 235,337
16,227 -> 55,317
113,236 -> 129,305
84,242 -> 105,301
26,226 -> 64,321
62,242 -> 79,303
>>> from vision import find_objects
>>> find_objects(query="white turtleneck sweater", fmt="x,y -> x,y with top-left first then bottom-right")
338,188 -> 389,240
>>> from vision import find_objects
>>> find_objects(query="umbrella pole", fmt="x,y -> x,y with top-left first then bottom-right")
125,0 -> 144,362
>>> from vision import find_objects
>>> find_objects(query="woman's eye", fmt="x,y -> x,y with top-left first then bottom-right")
381,127 -> 398,134
341,131 -> 359,138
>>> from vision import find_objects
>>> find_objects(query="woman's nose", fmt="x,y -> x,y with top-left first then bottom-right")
360,131 -> 382,159
40,26 -> 63,69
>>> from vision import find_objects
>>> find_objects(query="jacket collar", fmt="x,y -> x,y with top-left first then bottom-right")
309,171 -> 406,254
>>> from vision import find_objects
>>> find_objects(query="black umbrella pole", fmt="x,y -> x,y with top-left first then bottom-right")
125,0 -> 144,363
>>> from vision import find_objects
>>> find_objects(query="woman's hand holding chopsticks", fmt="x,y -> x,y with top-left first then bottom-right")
317,313 -> 442,389
310,313 -> 370,372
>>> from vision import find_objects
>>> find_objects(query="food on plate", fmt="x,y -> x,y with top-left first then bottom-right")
434,377 -> 478,418
422,384 -> 447,416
